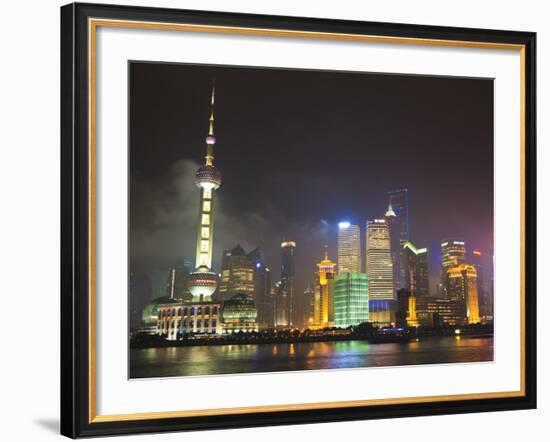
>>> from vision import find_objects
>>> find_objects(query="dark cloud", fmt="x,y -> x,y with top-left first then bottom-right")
130,159 -> 334,317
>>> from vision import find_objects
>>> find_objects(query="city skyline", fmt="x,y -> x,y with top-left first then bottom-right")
129,61 -> 494,328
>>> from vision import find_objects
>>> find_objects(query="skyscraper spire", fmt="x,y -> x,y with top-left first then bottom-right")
385,201 -> 396,217
205,80 -> 216,166
209,80 -> 215,136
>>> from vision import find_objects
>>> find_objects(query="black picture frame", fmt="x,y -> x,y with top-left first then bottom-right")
61,2 -> 537,438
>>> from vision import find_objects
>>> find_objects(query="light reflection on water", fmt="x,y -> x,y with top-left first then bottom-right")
130,336 -> 493,379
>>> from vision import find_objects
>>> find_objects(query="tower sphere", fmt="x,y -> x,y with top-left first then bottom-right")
187,265 -> 218,300
195,164 -> 222,190
205,135 -> 216,145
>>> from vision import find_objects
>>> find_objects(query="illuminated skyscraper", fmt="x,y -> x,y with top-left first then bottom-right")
470,249 -> 490,319
402,242 -> 429,298
312,247 -> 336,328
387,189 -> 410,290
337,222 -> 361,274
247,247 -> 273,329
366,219 -> 394,324
447,263 -> 480,324
441,239 -> 466,297
276,241 -> 295,328
366,219 -> 394,300
385,203 -> 403,290
333,273 -> 369,328
304,285 -> 315,328
218,245 -> 255,301
186,83 -> 222,302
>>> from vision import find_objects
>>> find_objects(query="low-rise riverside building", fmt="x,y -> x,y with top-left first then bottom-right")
157,302 -> 222,340
220,293 -> 259,333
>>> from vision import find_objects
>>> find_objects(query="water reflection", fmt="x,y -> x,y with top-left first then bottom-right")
130,336 -> 493,379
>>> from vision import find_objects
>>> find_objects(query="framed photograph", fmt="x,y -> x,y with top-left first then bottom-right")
60,2 -> 537,438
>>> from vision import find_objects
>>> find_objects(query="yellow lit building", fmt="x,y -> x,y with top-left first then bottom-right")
395,288 -> 419,327
447,263 -> 480,324
406,294 -> 419,327
312,247 -> 336,328
440,239 -> 466,297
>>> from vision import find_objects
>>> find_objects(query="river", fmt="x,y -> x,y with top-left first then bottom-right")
129,336 -> 493,378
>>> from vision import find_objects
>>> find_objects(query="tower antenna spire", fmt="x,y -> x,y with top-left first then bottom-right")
205,80 -> 216,166
209,80 -> 215,136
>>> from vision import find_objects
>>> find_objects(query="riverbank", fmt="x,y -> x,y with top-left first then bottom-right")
130,326 -> 493,349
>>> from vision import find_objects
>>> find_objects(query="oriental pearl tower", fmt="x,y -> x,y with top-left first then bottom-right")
186,82 -> 222,302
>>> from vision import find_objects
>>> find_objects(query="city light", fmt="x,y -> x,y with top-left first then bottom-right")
338,221 -> 351,229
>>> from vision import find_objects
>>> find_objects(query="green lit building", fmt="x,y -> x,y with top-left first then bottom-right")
333,273 -> 369,328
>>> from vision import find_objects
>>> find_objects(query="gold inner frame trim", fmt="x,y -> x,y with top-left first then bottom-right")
88,18 -> 527,424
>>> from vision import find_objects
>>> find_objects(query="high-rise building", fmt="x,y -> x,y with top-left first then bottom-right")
274,279 -> 287,328
164,261 -> 193,300
366,219 -> 394,324
471,249 -> 490,319
337,222 -> 361,274
366,219 -> 394,300
156,261 -> 191,300
387,188 -> 410,244
395,288 -> 410,328
275,241 -> 295,328
247,247 -> 273,329
440,239 -> 466,297
402,241 -> 430,298
218,245 -> 255,301
395,288 -> 419,327
333,273 -> 369,328
312,247 -> 336,328
186,83 -> 222,303
447,263 -> 480,324
304,285 -> 315,329
385,203 -> 403,290
387,189 -> 410,291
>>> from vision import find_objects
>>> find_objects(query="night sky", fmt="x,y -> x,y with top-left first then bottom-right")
129,61 -> 493,326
